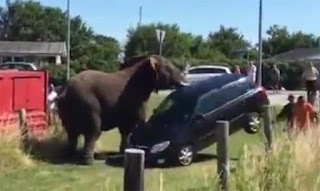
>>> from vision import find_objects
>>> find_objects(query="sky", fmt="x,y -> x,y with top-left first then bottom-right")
1,0 -> 320,46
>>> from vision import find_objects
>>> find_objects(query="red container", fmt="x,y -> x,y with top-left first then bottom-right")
0,69 -> 49,137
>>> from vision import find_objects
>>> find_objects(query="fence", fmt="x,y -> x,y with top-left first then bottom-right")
122,105 -> 274,191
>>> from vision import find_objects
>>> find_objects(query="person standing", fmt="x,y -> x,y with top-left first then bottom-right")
247,61 -> 257,85
269,64 -> 281,93
48,84 -> 58,124
302,61 -> 319,105
276,94 -> 295,133
234,65 -> 241,74
290,96 -> 317,134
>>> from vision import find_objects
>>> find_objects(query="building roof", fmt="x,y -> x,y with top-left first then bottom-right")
0,41 -> 67,57
268,48 -> 320,62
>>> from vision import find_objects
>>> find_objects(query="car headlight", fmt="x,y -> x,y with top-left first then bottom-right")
150,141 -> 170,154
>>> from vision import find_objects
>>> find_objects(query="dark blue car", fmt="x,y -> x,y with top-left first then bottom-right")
129,74 -> 270,166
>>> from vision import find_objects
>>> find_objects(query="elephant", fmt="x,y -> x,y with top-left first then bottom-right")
56,54 -> 185,165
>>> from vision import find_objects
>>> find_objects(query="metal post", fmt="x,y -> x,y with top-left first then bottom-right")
124,148 -> 145,191
257,0 -> 263,86
66,0 -> 71,80
263,105 -> 273,150
138,6 -> 142,27
216,121 -> 229,191
159,41 -> 163,56
19,108 -> 28,143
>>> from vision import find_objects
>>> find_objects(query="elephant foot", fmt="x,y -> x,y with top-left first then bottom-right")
78,154 -> 94,165
62,146 -> 77,158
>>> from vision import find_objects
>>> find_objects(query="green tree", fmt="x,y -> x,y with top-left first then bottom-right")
262,25 -> 318,57
207,25 -> 250,58
125,22 -> 194,59
0,0 -> 120,74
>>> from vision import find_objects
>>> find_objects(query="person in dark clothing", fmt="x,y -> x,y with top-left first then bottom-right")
277,94 -> 295,132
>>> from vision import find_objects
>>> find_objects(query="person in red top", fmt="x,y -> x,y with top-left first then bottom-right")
290,96 -> 317,133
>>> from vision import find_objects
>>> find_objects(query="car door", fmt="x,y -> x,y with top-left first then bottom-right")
191,89 -> 222,151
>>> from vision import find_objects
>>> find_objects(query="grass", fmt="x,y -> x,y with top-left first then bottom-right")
0,91 -> 288,191
230,123 -> 320,191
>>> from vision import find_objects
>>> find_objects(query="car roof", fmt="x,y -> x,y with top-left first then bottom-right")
1,62 -> 34,65
176,73 -> 246,98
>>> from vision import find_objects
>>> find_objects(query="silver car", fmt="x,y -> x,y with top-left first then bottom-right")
0,62 -> 37,71
184,65 -> 232,84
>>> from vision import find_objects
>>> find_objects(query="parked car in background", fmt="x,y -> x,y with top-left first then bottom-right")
183,65 -> 231,84
0,62 -> 37,71
129,74 -> 269,166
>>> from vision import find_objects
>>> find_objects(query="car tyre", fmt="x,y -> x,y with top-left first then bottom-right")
244,113 -> 261,134
173,145 -> 194,166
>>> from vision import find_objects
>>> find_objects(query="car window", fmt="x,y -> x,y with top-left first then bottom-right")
194,78 -> 252,115
153,92 -> 196,121
0,64 -> 33,70
188,67 -> 227,74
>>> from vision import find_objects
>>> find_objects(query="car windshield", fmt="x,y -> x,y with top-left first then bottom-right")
152,91 -> 196,122
0,64 -> 33,70
188,67 -> 227,74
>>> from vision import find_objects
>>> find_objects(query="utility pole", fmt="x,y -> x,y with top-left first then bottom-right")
66,0 -> 71,80
138,6 -> 142,27
257,0 -> 263,87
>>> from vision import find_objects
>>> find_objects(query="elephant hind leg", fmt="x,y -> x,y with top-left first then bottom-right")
82,131 -> 101,165
66,132 -> 79,156
80,113 -> 102,165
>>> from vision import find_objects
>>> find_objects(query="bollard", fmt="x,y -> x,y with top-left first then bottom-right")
123,148 -> 145,191
216,120 -> 229,191
263,105 -> 273,150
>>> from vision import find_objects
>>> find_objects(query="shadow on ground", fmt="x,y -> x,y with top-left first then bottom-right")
103,152 -> 239,169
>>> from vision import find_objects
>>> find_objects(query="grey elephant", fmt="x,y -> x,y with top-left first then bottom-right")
56,54 -> 185,165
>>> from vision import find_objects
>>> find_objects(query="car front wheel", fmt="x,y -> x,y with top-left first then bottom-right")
244,113 -> 261,134
176,145 -> 194,166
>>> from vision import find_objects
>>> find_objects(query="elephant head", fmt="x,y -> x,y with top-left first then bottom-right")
121,54 -> 187,90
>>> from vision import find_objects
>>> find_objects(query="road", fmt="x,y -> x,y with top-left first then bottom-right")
267,90 -> 307,106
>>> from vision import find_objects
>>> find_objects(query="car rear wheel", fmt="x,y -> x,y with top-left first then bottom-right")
244,113 -> 261,134
176,145 -> 194,166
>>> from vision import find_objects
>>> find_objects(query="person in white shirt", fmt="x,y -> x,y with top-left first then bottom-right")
247,61 -> 257,85
48,84 -> 58,124
48,84 -> 58,110
302,61 -> 319,105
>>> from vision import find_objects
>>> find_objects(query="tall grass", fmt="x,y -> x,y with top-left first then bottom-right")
230,125 -> 320,191
0,121 -> 33,175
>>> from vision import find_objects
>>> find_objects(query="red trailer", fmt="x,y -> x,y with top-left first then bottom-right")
0,69 -> 50,137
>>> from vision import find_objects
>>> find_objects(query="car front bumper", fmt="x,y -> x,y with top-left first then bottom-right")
132,144 -> 173,165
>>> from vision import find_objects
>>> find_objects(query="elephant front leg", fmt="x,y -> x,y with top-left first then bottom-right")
119,133 -> 129,154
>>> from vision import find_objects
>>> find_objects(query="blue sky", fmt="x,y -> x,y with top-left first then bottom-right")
1,0 -> 320,46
